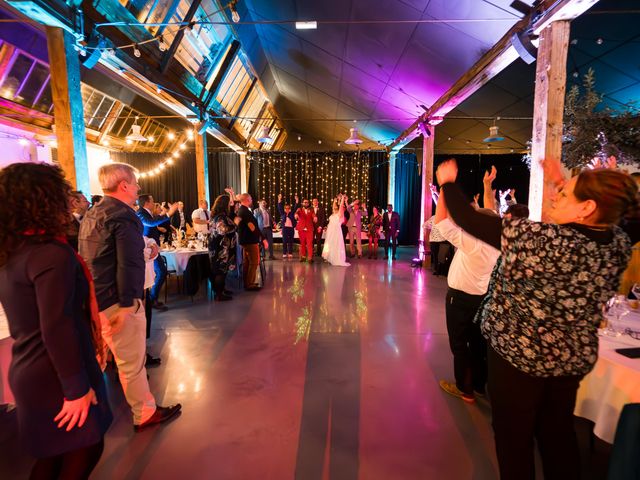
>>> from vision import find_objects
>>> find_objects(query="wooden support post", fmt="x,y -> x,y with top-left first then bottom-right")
195,124 -> 210,205
421,129 -> 435,245
46,26 -> 90,194
528,21 -> 571,221
239,151 -> 247,193
388,152 -> 396,207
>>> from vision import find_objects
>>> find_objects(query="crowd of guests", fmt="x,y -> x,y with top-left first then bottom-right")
1,155 -> 639,479
433,157 -> 639,479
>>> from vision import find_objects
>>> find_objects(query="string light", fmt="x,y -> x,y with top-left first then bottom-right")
133,45 -> 141,57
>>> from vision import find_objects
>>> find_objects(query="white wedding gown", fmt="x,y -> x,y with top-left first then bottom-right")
322,213 -> 350,267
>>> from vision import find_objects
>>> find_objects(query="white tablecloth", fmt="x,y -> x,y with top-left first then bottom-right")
160,248 -> 208,275
575,314 -> 640,443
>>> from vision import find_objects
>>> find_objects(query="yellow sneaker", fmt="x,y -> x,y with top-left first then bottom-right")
439,380 -> 475,403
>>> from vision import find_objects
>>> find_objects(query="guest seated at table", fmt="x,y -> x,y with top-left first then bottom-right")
209,192 -> 237,301
0,163 -> 112,478
436,157 -> 639,480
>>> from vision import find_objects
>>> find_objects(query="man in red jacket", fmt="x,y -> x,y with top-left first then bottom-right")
295,199 -> 317,263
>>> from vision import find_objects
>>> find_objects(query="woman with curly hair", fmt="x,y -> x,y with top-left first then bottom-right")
436,158 -> 639,480
0,163 -> 112,479
208,189 -> 238,301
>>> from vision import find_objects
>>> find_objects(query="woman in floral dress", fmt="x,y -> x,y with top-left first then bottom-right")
209,192 -> 237,301
367,206 -> 383,259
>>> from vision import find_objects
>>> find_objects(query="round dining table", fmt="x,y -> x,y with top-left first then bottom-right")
574,313 -> 640,443
160,247 -> 208,275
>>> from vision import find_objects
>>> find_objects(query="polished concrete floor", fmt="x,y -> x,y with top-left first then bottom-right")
0,248 -> 611,479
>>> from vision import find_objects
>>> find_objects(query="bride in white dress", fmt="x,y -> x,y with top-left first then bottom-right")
322,194 -> 350,267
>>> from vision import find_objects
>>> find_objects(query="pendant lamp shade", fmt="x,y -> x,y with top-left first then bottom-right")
126,124 -> 148,142
483,125 -> 505,143
257,126 -> 273,143
344,127 -> 363,145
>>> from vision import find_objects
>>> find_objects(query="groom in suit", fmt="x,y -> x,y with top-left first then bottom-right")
382,204 -> 400,260
295,199 -> 317,263
311,198 -> 326,257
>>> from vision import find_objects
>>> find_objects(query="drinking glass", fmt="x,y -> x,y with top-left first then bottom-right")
602,295 -> 630,337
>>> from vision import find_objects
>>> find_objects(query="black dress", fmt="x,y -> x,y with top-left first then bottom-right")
0,241 -> 112,458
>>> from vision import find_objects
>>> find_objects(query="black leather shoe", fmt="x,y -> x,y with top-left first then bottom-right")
223,289 -> 233,296
152,301 -> 168,311
145,353 -> 161,368
134,404 -> 182,432
215,294 -> 233,301
245,285 -> 262,291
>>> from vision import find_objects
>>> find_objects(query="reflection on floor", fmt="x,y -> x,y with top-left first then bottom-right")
0,248 -> 612,479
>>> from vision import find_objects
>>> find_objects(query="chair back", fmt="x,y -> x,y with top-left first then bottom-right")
608,403 -> 640,480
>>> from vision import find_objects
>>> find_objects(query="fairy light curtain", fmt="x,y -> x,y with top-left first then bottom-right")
248,151 -> 390,224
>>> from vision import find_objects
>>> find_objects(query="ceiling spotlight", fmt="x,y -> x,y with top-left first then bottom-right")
345,128 -> 363,145
297,135 -> 301,141
133,45 -> 141,57
295,21 -> 317,30
125,124 -> 148,142
257,126 -> 273,143
318,139 -> 322,145
596,38 -> 603,45
337,142 -> 341,147
191,101 -> 196,107
167,132 -> 175,140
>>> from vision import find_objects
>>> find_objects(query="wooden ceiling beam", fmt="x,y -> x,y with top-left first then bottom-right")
388,0 -> 601,151
159,0 -> 203,74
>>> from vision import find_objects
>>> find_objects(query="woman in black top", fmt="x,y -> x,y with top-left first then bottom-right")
436,158 -> 638,480
209,193 -> 237,301
0,163 -> 112,479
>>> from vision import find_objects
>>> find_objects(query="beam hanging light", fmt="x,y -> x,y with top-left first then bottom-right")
126,124 -> 148,142
344,128 -> 363,145
257,126 -> 273,143
483,122 -> 505,143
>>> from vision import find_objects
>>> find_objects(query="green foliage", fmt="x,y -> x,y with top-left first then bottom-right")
562,69 -> 640,169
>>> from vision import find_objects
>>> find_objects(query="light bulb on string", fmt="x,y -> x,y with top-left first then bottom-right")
158,36 -> 167,52
133,45 -> 141,58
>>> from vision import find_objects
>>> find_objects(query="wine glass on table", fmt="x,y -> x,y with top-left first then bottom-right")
602,295 -> 630,337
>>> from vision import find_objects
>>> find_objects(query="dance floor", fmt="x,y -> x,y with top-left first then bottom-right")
0,248 -> 610,479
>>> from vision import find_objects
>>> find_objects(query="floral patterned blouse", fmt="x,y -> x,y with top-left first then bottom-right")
208,214 -> 237,274
479,218 -> 630,377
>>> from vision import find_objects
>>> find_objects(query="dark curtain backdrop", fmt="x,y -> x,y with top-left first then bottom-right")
434,154 -> 530,206
394,152 -> 421,246
208,151 -> 241,199
369,152 -> 389,210
111,151 -> 199,216
248,151 -> 389,224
